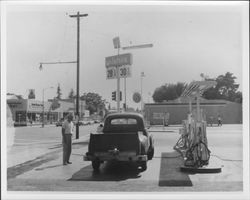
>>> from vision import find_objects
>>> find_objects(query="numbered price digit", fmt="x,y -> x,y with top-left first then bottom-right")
107,69 -> 113,79
120,67 -> 127,77
106,67 -> 118,79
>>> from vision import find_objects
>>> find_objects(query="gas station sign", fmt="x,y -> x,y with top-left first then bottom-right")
113,37 -> 120,49
105,53 -> 132,68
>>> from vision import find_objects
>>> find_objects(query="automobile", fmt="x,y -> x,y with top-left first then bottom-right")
79,120 -> 89,126
80,118 -> 95,125
88,119 -> 95,125
77,121 -> 84,126
56,118 -> 64,127
84,112 -> 154,171
94,119 -> 101,123
73,120 -> 85,126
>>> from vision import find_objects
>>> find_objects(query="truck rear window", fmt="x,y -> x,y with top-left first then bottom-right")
110,118 -> 137,125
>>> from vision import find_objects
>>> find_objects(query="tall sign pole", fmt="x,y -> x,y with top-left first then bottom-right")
122,43 -> 153,111
116,47 -> 120,112
113,37 -> 122,112
69,12 -> 88,139
106,37 -> 133,112
140,72 -> 145,112
124,77 -> 126,110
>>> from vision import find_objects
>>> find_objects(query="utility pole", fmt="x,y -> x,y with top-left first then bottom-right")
116,47 -> 121,112
39,12 -> 87,139
69,12 -> 88,139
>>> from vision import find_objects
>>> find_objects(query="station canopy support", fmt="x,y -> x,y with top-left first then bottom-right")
174,80 -> 222,173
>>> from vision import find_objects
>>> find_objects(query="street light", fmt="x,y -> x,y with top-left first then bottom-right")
42,86 -> 54,128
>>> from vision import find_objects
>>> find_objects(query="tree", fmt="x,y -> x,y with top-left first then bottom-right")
234,91 -> 242,104
56,84 -> 62,99
152,82 -> 186,103
80,92 -> 105,115
202,72 -> 241,103
68,89 -> 75,100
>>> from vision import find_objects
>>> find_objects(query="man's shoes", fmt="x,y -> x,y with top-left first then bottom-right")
63,163 -> 67,165
67,161 -> 72,164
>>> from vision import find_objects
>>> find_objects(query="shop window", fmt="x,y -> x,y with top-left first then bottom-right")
15,111 -> 27,123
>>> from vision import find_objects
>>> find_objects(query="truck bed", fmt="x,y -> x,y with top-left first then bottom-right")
88,133 -> 140,155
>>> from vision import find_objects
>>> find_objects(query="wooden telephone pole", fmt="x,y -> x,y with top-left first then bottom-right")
39,12 -> 88,139
69,12 -> 88,139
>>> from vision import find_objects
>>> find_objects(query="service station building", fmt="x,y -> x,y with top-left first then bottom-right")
144,97 -> 242,125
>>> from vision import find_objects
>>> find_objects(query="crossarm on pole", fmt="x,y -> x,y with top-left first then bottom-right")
39,61 -> 77,70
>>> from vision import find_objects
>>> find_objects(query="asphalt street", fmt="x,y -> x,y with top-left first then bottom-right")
6,124 -> 243,192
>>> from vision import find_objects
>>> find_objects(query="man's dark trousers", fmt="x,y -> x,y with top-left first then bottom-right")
63,134 -> 72,164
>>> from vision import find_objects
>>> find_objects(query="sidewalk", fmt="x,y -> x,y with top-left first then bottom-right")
7,133 -> 90,168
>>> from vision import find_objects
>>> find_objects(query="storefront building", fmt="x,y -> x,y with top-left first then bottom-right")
7,98 -> 85,126
144,98 -> 242,125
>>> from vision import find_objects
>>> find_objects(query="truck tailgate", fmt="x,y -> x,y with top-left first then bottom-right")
88,133 -> 140,154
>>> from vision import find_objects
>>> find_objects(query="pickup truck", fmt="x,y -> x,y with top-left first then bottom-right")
84,112 -> 154,171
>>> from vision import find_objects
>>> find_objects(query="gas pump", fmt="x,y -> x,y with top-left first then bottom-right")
174,80 -> 222,173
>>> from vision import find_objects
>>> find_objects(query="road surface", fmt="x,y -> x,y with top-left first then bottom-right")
6,124 -> 243,193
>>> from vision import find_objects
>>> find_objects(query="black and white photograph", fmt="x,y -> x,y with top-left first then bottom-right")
1,1 -> 249,200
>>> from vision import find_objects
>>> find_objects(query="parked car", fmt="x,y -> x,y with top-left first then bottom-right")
84,112 -> 154,171
79,120 -> 89,126
73,120 -> 85,126
94,119 -> 101,123
56,118 -> 64,127
80,119 -> 95,125
88,119 -> 95,125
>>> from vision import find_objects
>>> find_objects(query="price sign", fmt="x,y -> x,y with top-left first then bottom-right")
106,67 -> 117,79
106,66 -> 131,79
119,66 -> 131,78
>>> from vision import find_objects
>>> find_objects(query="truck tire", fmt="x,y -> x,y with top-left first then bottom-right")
140,161 -> 147,171
147,147 -> 154,160
92,160 -> 101,171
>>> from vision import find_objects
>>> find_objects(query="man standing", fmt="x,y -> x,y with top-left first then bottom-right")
217,115 -> 222,126
62,114 -> 74,165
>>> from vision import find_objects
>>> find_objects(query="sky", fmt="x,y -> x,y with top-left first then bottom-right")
4,1 -> 247,110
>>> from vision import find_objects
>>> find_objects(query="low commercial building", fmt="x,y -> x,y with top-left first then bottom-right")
144,97 -> 242,125
7,98 -> 85,126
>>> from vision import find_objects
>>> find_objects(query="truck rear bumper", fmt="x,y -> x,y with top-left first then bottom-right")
84,152 -> 147,162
